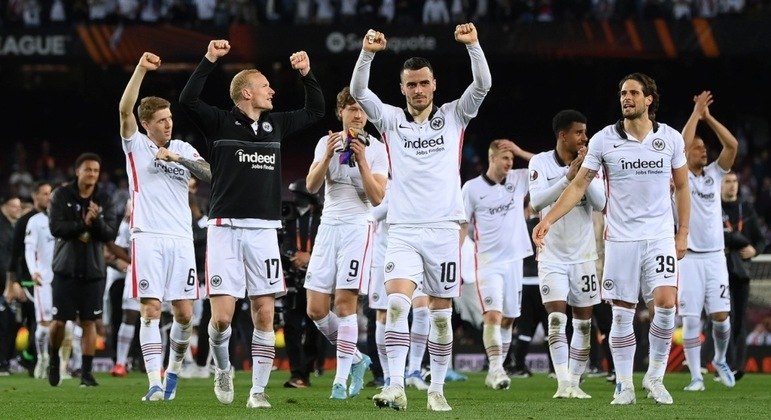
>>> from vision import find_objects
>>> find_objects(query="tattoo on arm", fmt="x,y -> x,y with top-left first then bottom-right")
179,158 -> 212,183
583,169 -> 597,183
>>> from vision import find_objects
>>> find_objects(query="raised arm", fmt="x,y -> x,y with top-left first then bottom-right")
119,53 -> 161,139
703,108 -> 738,171
681,91 -> 713,150
350,30 -> 388,124
179,40 -> 230,136
455,23 -> 492,122
273,51 -> 325,135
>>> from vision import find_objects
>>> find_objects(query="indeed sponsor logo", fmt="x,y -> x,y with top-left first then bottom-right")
488,202 -> 512,216
693,190 -> 715,200
404,135 -> 445,149
154,161 -> 186,176
620,158 -> 664,170
235,149 -> 276,164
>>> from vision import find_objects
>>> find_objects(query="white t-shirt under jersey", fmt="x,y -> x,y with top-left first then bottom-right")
24,212 -> 54,284
688,161 -> 729,252
529,150 -> 605,263
313,132 -> 388,225
582,121 -> 686,241
122,130 -> 201,239
462,170 -> 532,267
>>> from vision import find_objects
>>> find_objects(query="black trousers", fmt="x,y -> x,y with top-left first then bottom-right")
282,289 -> 323,382
728,280 -> 750,372
511,284 -> 548,369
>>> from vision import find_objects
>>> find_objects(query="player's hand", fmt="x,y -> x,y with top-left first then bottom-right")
532,219 -> 551,248
324,131 -> 340,159
362,29 -> 387,53
494,139 -> 517,155
156,147 -> 180,162
290,251 -> 310,269
206,40 -> 230,62
692,91 -> 713,120
739,244 -> 757,259
454,23 -> 478,45
350,137 -> 368,164
675,230 -> 687,260
84,202 -> 100,226
290,51 -> 310,76
4,281 -> 26,302
138,52 -> 161,71
32,273 -> 43,286
566,146 -> 587,181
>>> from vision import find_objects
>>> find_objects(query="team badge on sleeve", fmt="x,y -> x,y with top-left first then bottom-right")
529,170 -> 538,181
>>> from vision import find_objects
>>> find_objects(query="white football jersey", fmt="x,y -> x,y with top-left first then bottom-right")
462,170 -> 532,266
24,212 -> 55,284
582,121 -> 686,241
122,130 -> 201,239
688,161 -> 729,252
313,132 -> 388,224
351,43 -> 491,225
528,150 -> 605,263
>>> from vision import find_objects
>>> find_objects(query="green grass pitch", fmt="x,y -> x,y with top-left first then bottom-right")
2,371 -> 768,418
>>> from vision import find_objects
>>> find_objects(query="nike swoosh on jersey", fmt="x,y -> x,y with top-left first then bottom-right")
398,123 -> 410,128
479,195 -> 488,200
613,143 -> 624,148
546,176 -> 560,181
93,310 -> 103,315
269,279 -> 281,285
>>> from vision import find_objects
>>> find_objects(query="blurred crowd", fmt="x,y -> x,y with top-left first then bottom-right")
1,0 -> 769,29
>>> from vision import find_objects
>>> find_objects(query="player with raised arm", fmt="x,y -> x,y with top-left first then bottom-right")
304,86 -> 388,400
350,23 -> 491,411
462,139 -> 533,391
533,73 -> 690,405
119,52 -> 211,401
528,110 -> 606,399
678,91 -> 738,390
179,40 -> 324,409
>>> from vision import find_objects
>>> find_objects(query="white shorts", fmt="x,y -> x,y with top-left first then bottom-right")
129,235 -> 198,301
205,226 -> 286,298
369,265 -> 427,311
602,238 -> 678,304
538,260 -> 601,308
305,223 -> 374,295
475,260 -> 523,318
33,283 -> 53,323
678,251 -> 731,316
384,225 -> 461,298
122,265 -> 140,312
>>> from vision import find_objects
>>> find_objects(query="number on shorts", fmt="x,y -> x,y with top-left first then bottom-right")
720,284 -> 729,299
187,268 -> 196,286
264,258 -> 280,279
348,260 -> 360,277
655,255 -> 676,274
440,262 -> 457,283
581,274 -> 597,292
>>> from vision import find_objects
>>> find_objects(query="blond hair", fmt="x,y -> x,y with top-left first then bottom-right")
230,69 -> 263,104
488,139 -> 513,159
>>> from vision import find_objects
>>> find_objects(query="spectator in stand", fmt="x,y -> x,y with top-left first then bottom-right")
672,0 -> 694,19
424,0 -> 450,24
340,0 -> 358,22
193,0 -> 216,25
315,0 -> 335,24
379,0 -> 396,23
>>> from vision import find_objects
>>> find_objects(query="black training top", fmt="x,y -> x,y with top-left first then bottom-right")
180,57 -> 325,221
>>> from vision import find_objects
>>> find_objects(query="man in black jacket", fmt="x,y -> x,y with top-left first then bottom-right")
721,171 -> 765,379
47,153 -> 117,387
179,40 -> 324,408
